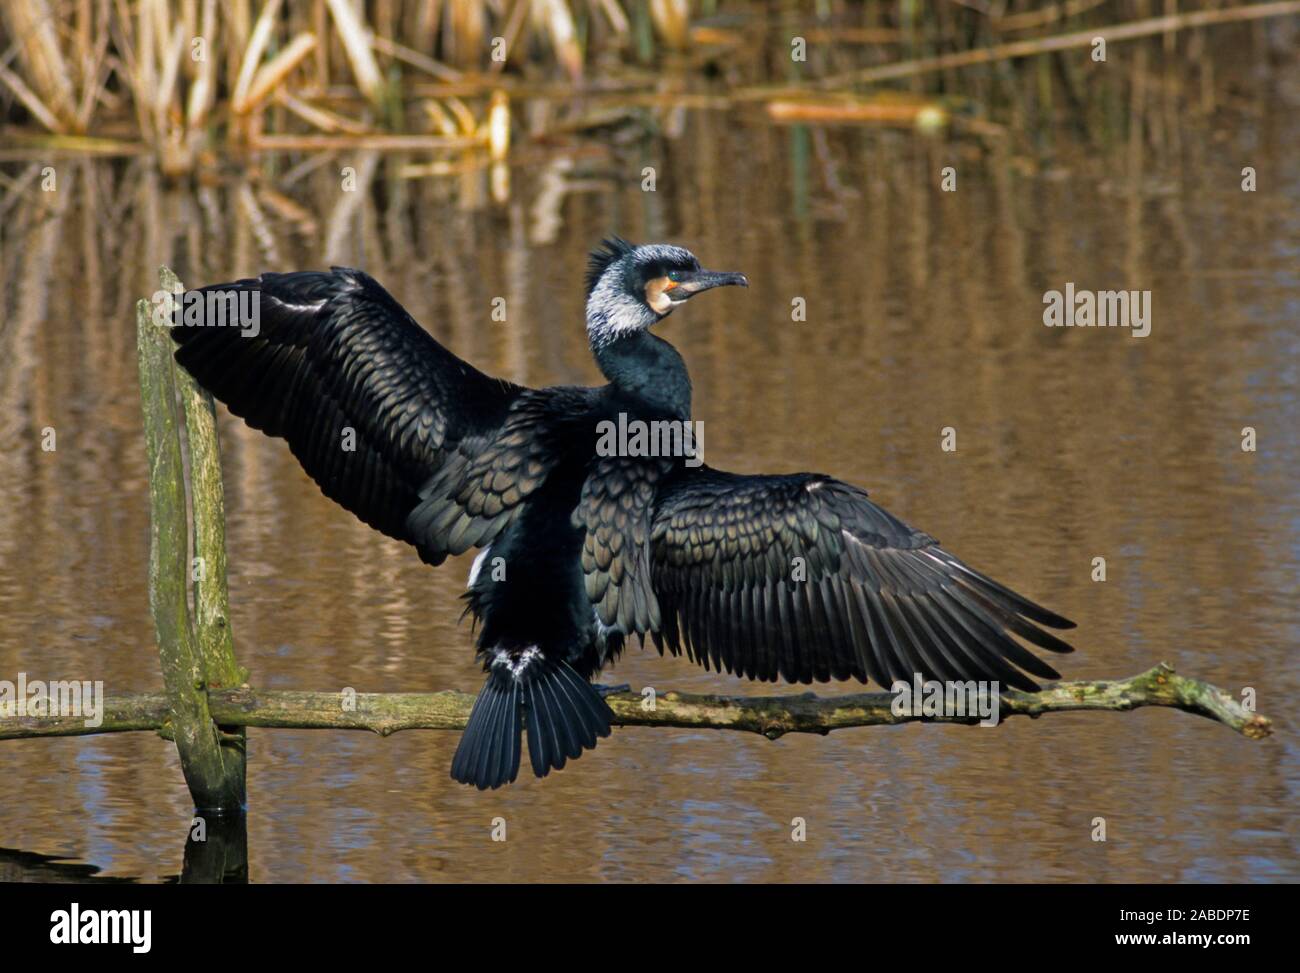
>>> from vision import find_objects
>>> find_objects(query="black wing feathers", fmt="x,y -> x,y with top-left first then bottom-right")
645,468 -> 1074,691
407,387 -> 588,561
574,455 -> 668,636
171,267 -> 527,564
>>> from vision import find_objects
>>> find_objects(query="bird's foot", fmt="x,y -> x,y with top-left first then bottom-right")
593,682 -> 631,698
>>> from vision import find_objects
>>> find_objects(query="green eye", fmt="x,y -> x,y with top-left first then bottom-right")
668,270 -> 682,282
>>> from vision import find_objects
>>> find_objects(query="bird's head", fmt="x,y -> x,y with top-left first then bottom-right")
584,238 -> 747,348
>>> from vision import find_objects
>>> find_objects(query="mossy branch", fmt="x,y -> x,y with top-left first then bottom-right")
0,664 -> 1271,742
136,272 -> 245,811
164,266 -> 248,799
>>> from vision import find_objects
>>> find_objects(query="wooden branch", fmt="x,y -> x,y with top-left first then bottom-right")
0,665 -> 1271,742
136,273 -> 243,812
0,692 -> 172,739
165,266 -> 248,800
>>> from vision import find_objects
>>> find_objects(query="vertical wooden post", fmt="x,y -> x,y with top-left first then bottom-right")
136,268 -> 246,812
162,266 -> 249,760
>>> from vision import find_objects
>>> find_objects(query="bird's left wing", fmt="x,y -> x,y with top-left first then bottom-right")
643,468 -> 1075,691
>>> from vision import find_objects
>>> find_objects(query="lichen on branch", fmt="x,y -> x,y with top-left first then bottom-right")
0,664 -> 1270,742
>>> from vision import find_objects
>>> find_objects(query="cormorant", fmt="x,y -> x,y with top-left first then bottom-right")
170,238 -> 1075,790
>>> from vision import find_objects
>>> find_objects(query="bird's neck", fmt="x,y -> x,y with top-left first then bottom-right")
591,329 -> 692,419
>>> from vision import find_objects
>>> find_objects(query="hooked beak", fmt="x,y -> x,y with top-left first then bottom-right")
668,269 -> 749,303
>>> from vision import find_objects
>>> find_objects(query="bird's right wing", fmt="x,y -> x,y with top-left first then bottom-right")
170,267 -> 550,565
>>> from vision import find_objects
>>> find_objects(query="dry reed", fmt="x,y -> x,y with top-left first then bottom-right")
0,1 -> 1294,174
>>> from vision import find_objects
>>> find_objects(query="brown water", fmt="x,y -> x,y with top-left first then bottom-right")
0,42 -> 1297,883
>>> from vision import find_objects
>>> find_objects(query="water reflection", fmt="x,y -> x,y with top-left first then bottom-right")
0,40 -> 1296,882
179,814 -> 248,885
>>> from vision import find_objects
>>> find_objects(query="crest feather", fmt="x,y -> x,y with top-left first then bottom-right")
586,237 -> 635,296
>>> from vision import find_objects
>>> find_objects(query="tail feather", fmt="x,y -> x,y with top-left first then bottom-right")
450,671 -> 522,790
524,660 -> 613,779
450,651 -> 613,789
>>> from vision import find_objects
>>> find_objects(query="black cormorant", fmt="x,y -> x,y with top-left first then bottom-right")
170,238 -> 1075,790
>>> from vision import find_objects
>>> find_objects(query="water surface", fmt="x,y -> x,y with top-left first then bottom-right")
0,40 -> 1296,882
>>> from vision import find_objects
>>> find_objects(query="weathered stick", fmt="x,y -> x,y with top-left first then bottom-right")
0,665 -> 1271,742
0,692 -> 172,739
136,282 -> 244,812
164,267 -> 249,801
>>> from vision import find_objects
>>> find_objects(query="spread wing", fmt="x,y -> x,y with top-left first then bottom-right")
170,267 -> 551,565
645,468 -> 1075,690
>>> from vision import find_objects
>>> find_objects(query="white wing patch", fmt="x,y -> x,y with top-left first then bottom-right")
467,544 -> 492,588
266,293 -> 327,314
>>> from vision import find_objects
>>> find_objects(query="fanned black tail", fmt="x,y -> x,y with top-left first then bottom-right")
450,651 -> 614,790
523,658 -> 614,780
